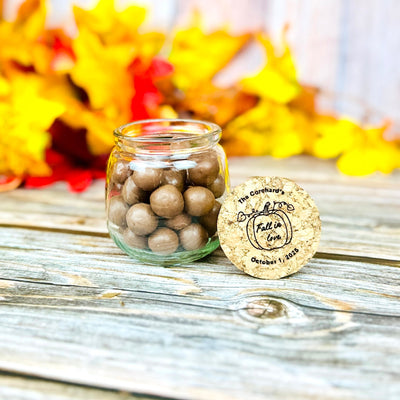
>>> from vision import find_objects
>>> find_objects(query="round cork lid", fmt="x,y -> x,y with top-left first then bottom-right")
218,176 -> 321,279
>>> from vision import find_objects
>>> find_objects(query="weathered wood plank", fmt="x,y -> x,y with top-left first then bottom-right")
0,373 -> 147,400
0,182 -> 107,233
0,271 -> 399,400
1,226 -> 399,316
0,226 -> 400,399
1,156 -> 399,261
0,155 -> 399,399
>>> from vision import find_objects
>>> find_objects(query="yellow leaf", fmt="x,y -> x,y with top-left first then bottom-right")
241,68 -> 299,103
37,68 -> 125,156
169,15 -> 249,91
69,0 -> 165,128
41,74 -> 122,155
312,116 -> 361,159
337,148 -> 378,176
0,75 -> 10,96
72,0 -> 164,57
11,73 -> 65,129
74,0 -> 145,44
240,34 -> 300,103
0,0 -> 46,66
0,72 -> 65,176
81,108 -> 120,155
70,27 -> 134,112
337,125 -> 400,175
66,0 -> 167,155
224,100 -> 304,157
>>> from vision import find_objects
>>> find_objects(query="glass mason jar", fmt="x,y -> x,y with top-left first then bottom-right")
106,119 -> 230,265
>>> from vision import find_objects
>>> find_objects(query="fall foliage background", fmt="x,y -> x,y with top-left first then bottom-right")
0,0 -> 399,192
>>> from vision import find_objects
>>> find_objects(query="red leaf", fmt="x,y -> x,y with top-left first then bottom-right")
25,175 -> 59,188
67,169 -> 93,192
128,57 -> 172,120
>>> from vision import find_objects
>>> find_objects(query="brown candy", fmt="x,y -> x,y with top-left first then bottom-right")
184,186 -> 215,217
122,228 -> 147,249
188,151 -> 219,186
148,228 -> 179,255
161,169 -> 186,192
165,213 -> 192,231
111,160 -> 132,184
108,195 -> 129,227
126,203 -> 158,236
122,176 -> 147,205
133,168 -> 162,191
199,201 -> 221,236
208,175 -> 225,198
179,223 -> 209,251
150,184 -> 184,218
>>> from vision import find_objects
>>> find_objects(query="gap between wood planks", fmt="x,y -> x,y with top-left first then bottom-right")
1,222 -> 399,267
0,370 -> 171,400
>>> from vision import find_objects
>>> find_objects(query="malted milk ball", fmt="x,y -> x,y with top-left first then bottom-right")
122,176 -> 147,205
122,228 -> 147,249
188,151 -> 219,186
207,174 -> 225,198
161,169 -> 186,192
108,195 -> 129,227
184,186 -> 215,217
132,168 -> 162,191
126,203 -> 158,236
150,185 -> 184,218
148,228 -> 179,255
199,201 -> 221,236
179,223 -> 209,251
111,160 -> 132,184
165,213 -> 192,231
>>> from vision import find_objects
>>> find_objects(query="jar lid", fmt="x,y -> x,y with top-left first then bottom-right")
217,176 -> 321,279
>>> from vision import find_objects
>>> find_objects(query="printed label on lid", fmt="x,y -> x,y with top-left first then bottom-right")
217,176 -> 321,279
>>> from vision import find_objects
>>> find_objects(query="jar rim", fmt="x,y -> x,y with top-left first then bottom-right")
114,118 -> 222,142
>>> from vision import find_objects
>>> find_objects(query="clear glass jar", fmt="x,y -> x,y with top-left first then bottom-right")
106,119 -> 230,265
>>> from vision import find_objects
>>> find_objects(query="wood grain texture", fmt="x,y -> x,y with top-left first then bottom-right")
0,237 -> 399,399
1,156 -> 399,261
0,156 -> 399,399
1,226 -> 400,315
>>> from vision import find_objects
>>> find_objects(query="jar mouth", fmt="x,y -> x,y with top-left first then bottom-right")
114,118 -> 222,154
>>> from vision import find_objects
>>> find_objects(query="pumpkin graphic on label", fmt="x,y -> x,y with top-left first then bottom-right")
218,177 -> 321,279
237,201 -> 295,251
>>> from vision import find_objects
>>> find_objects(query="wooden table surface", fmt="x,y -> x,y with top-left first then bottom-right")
0,156 -> 399,400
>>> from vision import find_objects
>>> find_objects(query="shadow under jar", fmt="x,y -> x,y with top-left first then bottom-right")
106,119 -> 230,266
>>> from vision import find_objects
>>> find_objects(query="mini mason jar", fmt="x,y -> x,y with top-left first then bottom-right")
106,119 -> 230,265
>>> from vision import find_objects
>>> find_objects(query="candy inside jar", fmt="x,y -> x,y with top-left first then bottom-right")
106,119 -> 230,265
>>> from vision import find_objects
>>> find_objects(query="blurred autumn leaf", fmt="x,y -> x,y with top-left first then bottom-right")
0,0 -> 399,191
168,13 -> 250,91
240,34 -> 300,103
0,71 -> 64,176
